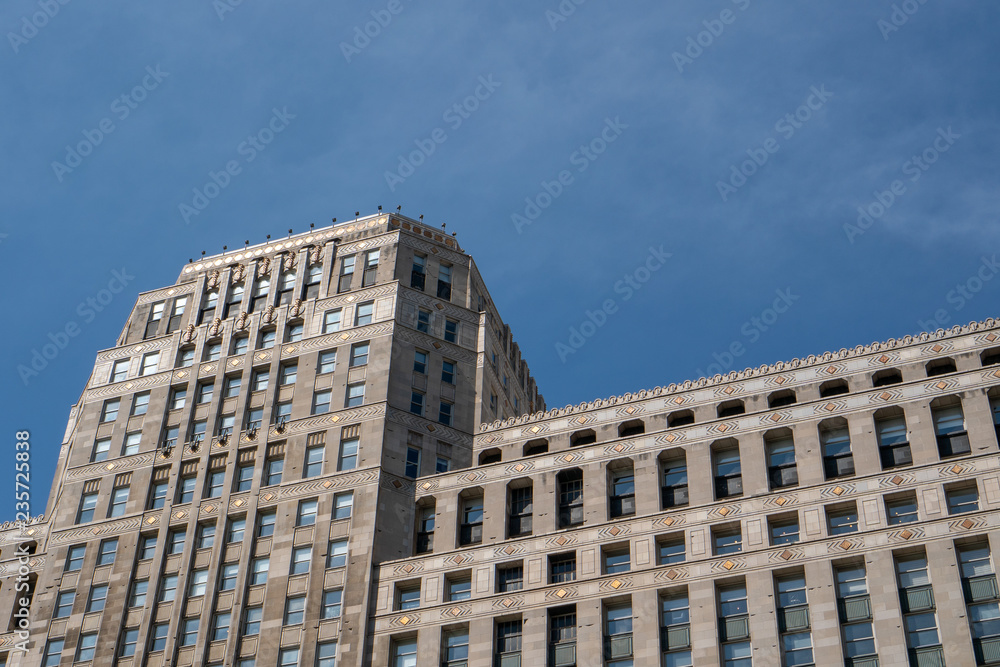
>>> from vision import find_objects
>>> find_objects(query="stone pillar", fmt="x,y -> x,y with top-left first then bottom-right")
740,433 -> 769,497
804,559 -> 844,665
746,570 -> 780,666
634,451 -> 660,516
793,421 -> 825,487
689,578 -> 721,665
906,404 -> 940,467
926,539 -> 976,665
850,411 -> 881,478
866,550 -> 909,667
632,587 -> 660,662
687,439 -> 714,507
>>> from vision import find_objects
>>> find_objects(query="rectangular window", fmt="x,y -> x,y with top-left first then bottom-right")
304,445 -> 324,477
170,387 -> 187,410
393,639 -> 417,667
610,468 -> 636,518
287,322 -> 303,341
303,264 -> 323,299
265,457 -> 284,486
91,437 -> 111,462
212,612 -> 231,642
338,255 -> 355,293
404,446 -> 420,478
713,526 -> 743,555
719,584 -> 750,666
661,593 -> 692,665
497,564 -> 524,593
66,544 -> 86,571
206,470 -> 225,498
350,342 -> 369,366
44,639 -> 64,667
444,319 -> 458,343
244,606 -> 263,635
603,545 -> 631,574
87,584 -> 108,612
508,486 -> 533,536
159,574 -> 179,602
438,401 -> 453,426
235,463 -> 254,492
101,398 -> 120,422
313,390 -> 332,415
77,492 -> 98,523
318,589 -> 343,620
660,455 -> 689,508
180,617 -> 199,646
280,364 -> 297,385
409,391 -> 424,416
110,359 -> 129,382
460,497 -> 484,545
146,302 -> 164,338
346,383 -> 365,407
827,504 -> 859,535
496,619 -> 522,663
298,499 -> 318,526
167,296 -> 187,332
558,470 -> 584,528
150,622 -> 170,651
197,522 -> 216,549
177,475 -> 196,504
886,493 -> 920,525
228,516 -> 246,542
285,595 -> 306,625
444,629 -> 469,667
441,360 -> 456,384
411,254 -> 426,290
97,537 -> 118,565
416,506 -> 435,554
877,414 -> 912,468
232,336 -> 249,356
168,528 -> 186,554
550,553 -> 577,583
128,579 -> 148,607
279,648 -> 300,667
437,263 -> 452,300
197,381 -> 215,404
334,492 -> 353,520
123,432 -> 141,456
447,576 -> 471,601
947,484 -> 980,515
139,534 -> 157,559
131,392 -> 151,416
767,436 -> 798,489
256,511 -> 276,538
397,584 -> 421,610
188,568 -> 209,596
205,341 -> 222,361
328,539 -> 348,568
604,604 -> 633,664
76,633 -> 97,661
362,249 -> 379,286
250,557 -> 269,585
259,329 -> 276,349
290,546 -> 312,576
933,403 -> 970,457
417,309 -> 430,333
769,515 -> 801,545
224,374 -> 241,398
776,574 -> 813,667
436,456 -> 451,473
140,351 -> 160,376
323,309 -> 342,334
252,369 -> 269,392
54,590 -> 75,618
308,348 -> 334,376
714,447 -> 743,498
219,562 -> 239,590
355,301 -> 374,326
119,628 -> 140,658
178,346 -> 195,367
658,535 -> 686,564
413,350 -> 427,374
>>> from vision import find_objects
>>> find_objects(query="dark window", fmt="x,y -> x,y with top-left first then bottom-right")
557,469 -> 584,528
508,485 -> 533,537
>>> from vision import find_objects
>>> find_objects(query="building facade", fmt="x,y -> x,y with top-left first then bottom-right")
3,213 -> 1000,667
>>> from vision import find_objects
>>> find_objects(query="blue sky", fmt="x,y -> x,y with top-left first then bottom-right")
2,1 -> 998,522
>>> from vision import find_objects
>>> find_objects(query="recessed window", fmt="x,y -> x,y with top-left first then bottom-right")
110,359 -> 129,382
131,392 -> 150,416
232,336 -> 249,356
570,429 -> 596,447
497,564 -> 524,592
550,552 -> 577,583
766,431 -> 798,489
417,309 -> 431,333
603,544 -> 630,574
460,495 -> 484,546
285,595 -> 306,625
286,322 -> 303,341
250,557 -> 269,585
355,301 -> 374,326
333,492 -> 353,520
768,514 -> 800,545
139,352 -> 160,376
312,390 -> 332,415
350,342 -> 369,366
717,399 -> 745,418
657,534 -> 686,564
713,442 -> 743,499
667,409 -> 695,427
323,308 -> 342,334
557,469 -> 584,528
932,399 -> 969,457
234,463 -> 254,493
444,319 -> 458,343
97,537 -> 118,565
91,438 -> 111,462
826,503 -> 859,535
713,525 -> 743,555
523,438 -> 548,456
346,383 -> 365,407
290,546 -> 312,575
885,493 -> 919,525
768,389 -> 797,408
876,410 -> 912,469
447,574 -> 472,601
297,498 -> 318,526
618,419 -> 644,438
981,347 -> 1000,367
820,420 -> 854,479
819,379 -> 850,397
926,357 -> 957,377
318,350 -> 337,374
328,539 -> 348,568
872,368 -> 903,387
609,464 -> 636,518
259,329 -> 276,349
340,437 -> 360,472
946,483 -> 980,515
158,575 -> 178,603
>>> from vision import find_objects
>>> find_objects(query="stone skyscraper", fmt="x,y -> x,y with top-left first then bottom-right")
5,213 -> 1000,667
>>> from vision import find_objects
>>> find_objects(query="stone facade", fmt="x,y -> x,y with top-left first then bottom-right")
4,213 -> 1000,667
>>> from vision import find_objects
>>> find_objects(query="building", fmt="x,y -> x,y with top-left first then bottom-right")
3,213 -> 1000,667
